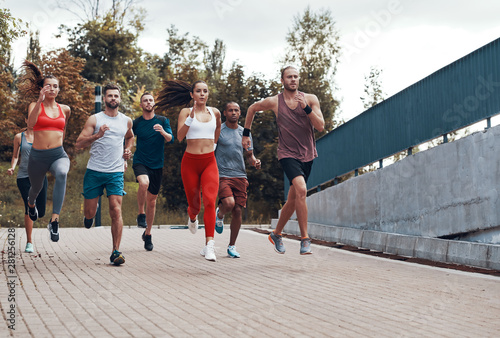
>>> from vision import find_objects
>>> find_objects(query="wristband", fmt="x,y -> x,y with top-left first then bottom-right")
304,105 -> 312,115
184,116 -> 194,126
243,128 -> 251,137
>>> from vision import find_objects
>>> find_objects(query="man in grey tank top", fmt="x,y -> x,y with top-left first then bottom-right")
76,83 -> 134,266
242,66 -> 325,255
215,102 -> 261,258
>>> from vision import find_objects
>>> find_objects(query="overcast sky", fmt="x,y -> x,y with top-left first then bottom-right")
5,0 -> 500,121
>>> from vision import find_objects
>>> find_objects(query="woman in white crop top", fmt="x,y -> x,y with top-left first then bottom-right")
155,80 -> 221,261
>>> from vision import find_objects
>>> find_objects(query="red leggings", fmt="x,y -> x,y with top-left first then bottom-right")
181,151 -> 219,238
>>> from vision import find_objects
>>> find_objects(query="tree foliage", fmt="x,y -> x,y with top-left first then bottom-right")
361,66 -> 386,109
0,6 -> 28,160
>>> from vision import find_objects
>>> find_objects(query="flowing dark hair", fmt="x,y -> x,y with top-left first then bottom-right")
154,80 -> 206,112
20,60 -> 58,98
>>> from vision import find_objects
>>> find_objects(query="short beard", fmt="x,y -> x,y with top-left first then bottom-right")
105,101 -> 120,109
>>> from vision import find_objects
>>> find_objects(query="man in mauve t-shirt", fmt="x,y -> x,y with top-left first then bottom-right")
242,66 -> 325,255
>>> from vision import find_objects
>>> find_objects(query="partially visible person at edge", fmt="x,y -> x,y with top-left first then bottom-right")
75,83 -> 134,266
214,102 -> 261,258
132,92 -> 174,251
7,119 -> 48,253
22,60 -> 71,243
242,66 -> 325,255
155,80 -> 221,262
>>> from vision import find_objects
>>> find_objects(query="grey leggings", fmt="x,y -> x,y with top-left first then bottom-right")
28,146 -> 70,215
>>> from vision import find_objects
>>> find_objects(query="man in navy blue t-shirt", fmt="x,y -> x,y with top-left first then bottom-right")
132,92 -> 174,251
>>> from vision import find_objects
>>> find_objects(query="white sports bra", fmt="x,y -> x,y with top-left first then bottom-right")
185,107 -> 216,140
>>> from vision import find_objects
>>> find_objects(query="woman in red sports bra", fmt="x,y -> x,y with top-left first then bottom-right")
155,80 -> 222,262
22,60 -> 71,243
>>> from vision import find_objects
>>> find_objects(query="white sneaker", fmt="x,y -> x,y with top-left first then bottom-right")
202,240 -> 216,262
188,216 -> 198,234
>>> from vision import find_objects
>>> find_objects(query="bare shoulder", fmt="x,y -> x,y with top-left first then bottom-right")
28,101 -> 37,112
60,104 -> 71,113
14,132 -> 22,142
254,94 -> 278,111
211,107 -> 221,118
179,107 -> 191,116
303,92 -> 319,101
86,114 -> 97,126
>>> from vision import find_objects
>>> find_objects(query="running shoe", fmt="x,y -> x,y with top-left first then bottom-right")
28,205 -> 38,222
142,231 -> 153,251
300,237 -> 313,255
215,207 -> 224,234
268,231 -> 285,254
83,216 -> 94,229
48,219 -> 60,242
188,216 -> 198,234
25,242 -> 34,253
137,213 -> 147,228
200,240 -> 216,261
110,250 -> 125,265
227,245 -> 240,258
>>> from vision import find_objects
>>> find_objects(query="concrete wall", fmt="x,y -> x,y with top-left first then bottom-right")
306,124 -> 500,239
271,124 -> 500,269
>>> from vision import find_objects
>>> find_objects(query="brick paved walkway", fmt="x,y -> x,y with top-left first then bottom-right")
1,226 -> 500,337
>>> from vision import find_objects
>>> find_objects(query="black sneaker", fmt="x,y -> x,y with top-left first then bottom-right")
142,231 -> 153,251
137,214 -> 147,228
48,219 -> 60,242
28,205 -> 38,221
83,216 -> 94,229
110,250 -> 125,265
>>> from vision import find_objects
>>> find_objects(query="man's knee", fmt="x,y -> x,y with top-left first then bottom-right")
221,198 -> 235,211
138,180 -> 149,191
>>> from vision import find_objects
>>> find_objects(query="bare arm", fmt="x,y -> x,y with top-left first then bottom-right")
27,85 -> 51,128
62,105 -> 71,140
244,149 -> 261,169
75,115 -> 102,149
213,108 -> 221,144
177,108 -> 193,142
7,133 -> 21,175
305,94 -> 325,132
123,118 -> 134,160
153,122 -> 173,143
242,96 -> 278,149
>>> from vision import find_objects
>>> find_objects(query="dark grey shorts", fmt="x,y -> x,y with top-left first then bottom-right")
279,158 -> 313,186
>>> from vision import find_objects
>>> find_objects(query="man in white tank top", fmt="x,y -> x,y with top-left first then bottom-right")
76,83 -> 134,265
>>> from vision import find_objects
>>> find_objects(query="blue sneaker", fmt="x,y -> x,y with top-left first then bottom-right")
227,245 -> 240,258
300,237 -> 313,255
215,207 -> 224,234
268,231 -> 285,254
25,242 -> 34,253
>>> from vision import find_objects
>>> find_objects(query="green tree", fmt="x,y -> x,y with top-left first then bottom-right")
25,30 -> 42,65
361,66 -> 386,109
282,6 -> 341,135
0,5 -> 28,160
